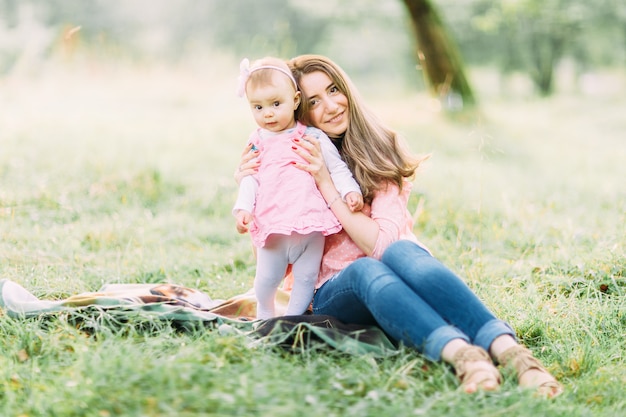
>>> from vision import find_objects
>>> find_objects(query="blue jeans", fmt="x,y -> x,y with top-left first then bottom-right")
312,240 -> 516,361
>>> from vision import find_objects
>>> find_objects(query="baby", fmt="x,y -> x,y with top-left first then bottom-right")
233,57 -> 363,319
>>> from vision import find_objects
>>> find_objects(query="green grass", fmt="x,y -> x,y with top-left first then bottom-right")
1,60 -> 625,416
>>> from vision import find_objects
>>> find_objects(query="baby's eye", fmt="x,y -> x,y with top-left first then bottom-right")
254,105 -> 262,110
272,101 -> 281,107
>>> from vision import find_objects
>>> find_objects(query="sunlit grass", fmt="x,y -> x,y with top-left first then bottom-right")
1,60 -> 625,416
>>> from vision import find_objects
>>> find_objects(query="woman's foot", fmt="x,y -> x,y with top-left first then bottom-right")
452,345 -> 501,393
498,345 -> 563,398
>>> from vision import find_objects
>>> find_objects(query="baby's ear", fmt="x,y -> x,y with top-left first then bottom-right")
294,91 -> 301,110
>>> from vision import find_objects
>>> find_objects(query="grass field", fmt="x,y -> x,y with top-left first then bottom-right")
1,59 -> 625,416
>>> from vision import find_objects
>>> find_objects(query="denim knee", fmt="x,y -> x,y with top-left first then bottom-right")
382,240 -> 432,265
360,259 -> 397,289
347,257 -> 389,288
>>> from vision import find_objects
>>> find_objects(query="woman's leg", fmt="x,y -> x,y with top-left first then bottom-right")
313,257 -> 469,361
381,240 -> 516,352
382,241 -> 561,397
313,257 -> 500,392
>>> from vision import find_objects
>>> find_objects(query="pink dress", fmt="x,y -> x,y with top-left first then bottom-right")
248,122 -> 342,247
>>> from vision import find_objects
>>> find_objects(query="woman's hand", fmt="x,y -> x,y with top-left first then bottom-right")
234,143 -> 260,184
290,135 -> 333,187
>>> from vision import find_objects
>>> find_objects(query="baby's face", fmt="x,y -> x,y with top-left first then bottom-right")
247,73 -> 300,133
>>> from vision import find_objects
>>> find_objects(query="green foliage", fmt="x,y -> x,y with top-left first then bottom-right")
206,0 -> 329,58
438,0 -> 626,95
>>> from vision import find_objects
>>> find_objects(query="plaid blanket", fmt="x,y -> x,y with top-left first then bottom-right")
0,279 -> 396,357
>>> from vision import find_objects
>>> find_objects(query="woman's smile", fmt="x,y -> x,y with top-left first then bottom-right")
327,111 -> 344,124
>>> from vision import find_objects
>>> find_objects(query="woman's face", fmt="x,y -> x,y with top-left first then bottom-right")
298,71 -> 349,138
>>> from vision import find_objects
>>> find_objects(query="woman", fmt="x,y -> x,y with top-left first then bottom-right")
236,54 -> 562,397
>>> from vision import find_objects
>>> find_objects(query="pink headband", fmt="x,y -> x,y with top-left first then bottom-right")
236,58 -> 298,97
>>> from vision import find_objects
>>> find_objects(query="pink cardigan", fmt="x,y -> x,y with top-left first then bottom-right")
315,179 -> 426,289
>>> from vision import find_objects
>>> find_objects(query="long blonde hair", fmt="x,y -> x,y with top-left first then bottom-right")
288,54 -> 425,203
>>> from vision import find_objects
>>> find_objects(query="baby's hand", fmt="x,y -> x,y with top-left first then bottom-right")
345,191 -> 364,212
235,210 -> 253,234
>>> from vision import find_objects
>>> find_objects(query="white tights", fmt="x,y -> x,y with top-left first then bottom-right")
254,232 -> 325,319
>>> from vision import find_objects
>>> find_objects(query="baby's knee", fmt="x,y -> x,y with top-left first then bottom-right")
296,274 -> 318,286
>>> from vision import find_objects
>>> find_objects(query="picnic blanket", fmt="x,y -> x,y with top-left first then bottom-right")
0,279 -> 397,357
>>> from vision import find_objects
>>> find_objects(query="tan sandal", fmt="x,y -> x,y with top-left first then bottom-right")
452,345 -> 501,393
499,345 -> 563,398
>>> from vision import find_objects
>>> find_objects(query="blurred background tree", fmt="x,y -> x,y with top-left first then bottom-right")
0,0 -> 623,101
402,0 -> 476,109
440,0 -> 626,95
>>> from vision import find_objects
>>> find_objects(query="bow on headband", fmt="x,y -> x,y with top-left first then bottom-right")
236,58 -> 251,98
236,58 -> 298,97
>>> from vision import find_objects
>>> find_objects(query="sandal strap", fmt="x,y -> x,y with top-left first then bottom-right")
499,345 -> 563,396
452,345 -> 500,384
499,345 -> 545,376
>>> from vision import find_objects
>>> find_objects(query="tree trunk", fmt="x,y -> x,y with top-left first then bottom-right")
401,0 -> 476,109
528,28 -> 565,96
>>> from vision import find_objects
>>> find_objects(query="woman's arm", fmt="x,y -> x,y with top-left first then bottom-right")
291,136 -> 380,255
318,179 -> 379,255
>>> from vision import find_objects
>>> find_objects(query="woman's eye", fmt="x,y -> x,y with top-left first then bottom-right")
309,99 -> 319,106
329,86 -> 339,94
